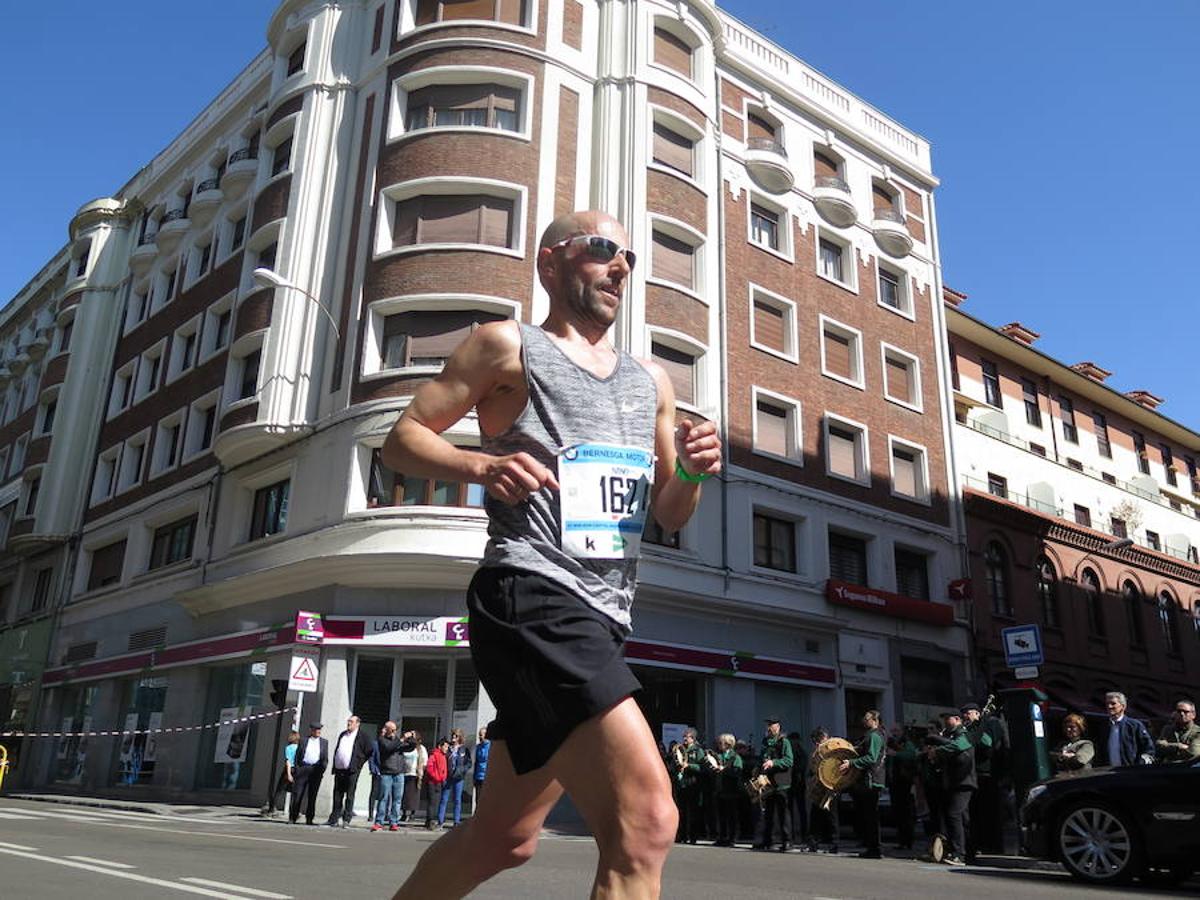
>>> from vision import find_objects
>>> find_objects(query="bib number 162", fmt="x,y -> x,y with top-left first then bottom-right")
598,475 -> 649,515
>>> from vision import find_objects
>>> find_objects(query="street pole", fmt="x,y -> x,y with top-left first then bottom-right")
264,679 -> 289,814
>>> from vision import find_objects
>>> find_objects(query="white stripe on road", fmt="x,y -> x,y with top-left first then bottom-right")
5,809 -> 344,848
0,812 -> 43,820
180,878 -> 292,898
0,847 -> 260,898
66,855 -> 137,869
0,840 -> 39,851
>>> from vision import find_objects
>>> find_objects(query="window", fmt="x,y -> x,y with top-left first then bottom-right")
889,439 -> 928,502
118,435 -> 147,492
1067,458 -> 1083,472
653,25 -> 693,78
58,319 -> 73,354
393,195 -> 514,249
750,203 -> 781,252
151,416 -> 184,475
1144,529 -> 1160,551
185,394 -> 219,459
163,266 -> 178,305
829,531 -> 868,585
753,512 -> 795,572
650,229 -> 695,290
1102,472 -> 1116,484
381,309 -> 504,370
813,149 -> 840,180
286,42 -> 306,78
752,392 -> 799,462
149,515 -> 197,570
126,287 -> 148,332
1093,412 -> 1111,458
136,346 -> 164,400
981,359 -> 1002,408
748,287 -> 796,360
367,449 -> 484,509
1031,443 -> 1047,457
987,472 -> 1007,499
1123,581 -> 1145,647
1110,516 -> 1127,539
93,448 -> 120,504
405,83 -> 521,132
31,567 -> 52,612
86,541 -> 126,591
231,215 -> 247,252
415,0 -> 527,27
172,326 -> 199,379
1022,378 -> 1042,427
949,343 -> 960,392
39,398 -> 56,436
882,346 -> 920,409
1081,569 -> 1104,637
820,318 -> 863,388
249,479 -> 290,540
24,475 -> 40,517
1161,444 -> 1177,486
1133,431 -> 1149,474
73,251 -> 88,278
212,308 -> 232,353
876,264 -> 909,315
192,240 -> 212,282
643,517 -> 680,550
818,237 -> 845,284
1186,455 -> 1198,494
651,341 -> 696,406
1159,592 -> 1180,655
256,241 -> 278,272
1036,557 -> 1059,627
872,182 -> 899,216
651,120 -> 694,177
1057,396 -> 1078,443
747,111 -> 777,144
271,138 -> 292,178
894,548 -> 929,600
237,349 -> 261,401
984,542 -> 1011,617
825,417 -> 867,484
1074,504 -> 1091,527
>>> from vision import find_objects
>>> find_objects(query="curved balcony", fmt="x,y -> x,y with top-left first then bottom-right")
221,148 -> 258,198
155,208 -> 191,253
8,351 -> 30,375
25,332 -> 51,361
871,207 -> 913,257
812,176 -> 857,227
744,138 -> 794,194
190,179 -> 224,226
130,232 -> 159,275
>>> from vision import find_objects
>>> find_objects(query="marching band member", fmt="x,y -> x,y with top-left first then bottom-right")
712,733 -> 743,846
838,710 -> 886,859
752,716 -> 793,852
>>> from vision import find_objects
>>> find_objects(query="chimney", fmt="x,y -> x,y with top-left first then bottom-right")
942,286 -> 967,308
1070,362 -> 1112,383
999,322 -> 1040,346
1125,390 -> 1164,410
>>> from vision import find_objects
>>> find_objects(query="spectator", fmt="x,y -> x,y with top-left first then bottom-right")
886,724 -> 919,850
1050,713 -> 1094,772
840,710 -> 886,859
423,736 -> 449,830
400,730 -> 425,823
327,715 -> 374,827
712,733 -> 743,847
1103,692 -> 1154,766
437,728 -> 472,828
1155,700 -> 1200,764
925,710 -> 975,867
372,721 -> 415,832
266,730 -> 300,818
366,725 -> 383,824
472,726 -> 491,809
290,722 -> 328,826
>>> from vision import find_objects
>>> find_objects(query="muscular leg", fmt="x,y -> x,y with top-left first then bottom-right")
392,697 -> 677,900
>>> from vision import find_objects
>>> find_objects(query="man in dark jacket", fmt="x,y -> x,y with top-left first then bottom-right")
290,722 -> 329,825
886,724 -> 919,850
327,715 -> 375,827
372,721 -> 417,831
840,710 -> 886,859
675,729 -> 705,844
752,716 -> 793,852
925,710 -> 975,866
962,700 -> 1009,858
1103,692 -> 1155,766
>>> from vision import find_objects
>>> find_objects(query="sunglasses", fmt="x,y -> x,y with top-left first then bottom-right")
551,234 -> 637,271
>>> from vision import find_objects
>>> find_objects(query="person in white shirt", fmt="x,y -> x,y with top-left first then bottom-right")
290,723 -> 329,825
327,715 -> 375,827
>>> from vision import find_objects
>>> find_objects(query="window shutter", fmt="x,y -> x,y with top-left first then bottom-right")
651,342 -> 695,405
399,310 -> 505,363
654,26 -> 692,77
495,0 -> 524,25
87,541 -> 127,590
652,231 -> 694,288
747,113 -> 775,141
415,0 -> 438,24
393,198 -> 419,246
828,426 -> 857,479
824,329 -> 852,379
417,196 -> 485,243
873,184 -> 897,214
652,122 -> 693,176
829,532 -> 867,585
752,299 -> 785,352
755,400 -> 789,456
886,356 -> 911,403
892,447 -> 917,496
442,0 -> 498,21
814,151 -> 839,178
478,198 -> 513,247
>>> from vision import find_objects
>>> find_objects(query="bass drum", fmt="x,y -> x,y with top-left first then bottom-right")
814,737 -> 859,793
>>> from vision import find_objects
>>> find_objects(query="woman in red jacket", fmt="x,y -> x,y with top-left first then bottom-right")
423,737 -> 450,830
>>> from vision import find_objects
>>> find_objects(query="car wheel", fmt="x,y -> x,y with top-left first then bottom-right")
1055,802 -> 1140,885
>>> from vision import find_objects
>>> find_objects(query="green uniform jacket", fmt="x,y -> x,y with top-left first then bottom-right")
716,748 -> 744,798
760,734 -> 793,793
679,743 -> 706,789
849,728 -> 886,789
965,719 -> 995,776
1157,722 -> 1200,763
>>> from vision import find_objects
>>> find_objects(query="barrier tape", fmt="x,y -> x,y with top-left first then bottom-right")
0,706 -> 297,740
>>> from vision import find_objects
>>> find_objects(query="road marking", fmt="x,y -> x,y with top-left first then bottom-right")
66,855 -> 137,869
0,840 -> 38,851
0,847 -> 255,897
17,810 -> 344,848
180,878 -> 292,898
0,812 -> 43,820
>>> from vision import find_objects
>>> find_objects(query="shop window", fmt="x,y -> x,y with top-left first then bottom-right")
51,684 -> 98,785
194,665 -> 263,790
401,658 -> 448,699
353,657 -> 395,735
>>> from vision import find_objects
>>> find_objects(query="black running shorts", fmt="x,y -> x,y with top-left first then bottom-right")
467,565 -> 642,775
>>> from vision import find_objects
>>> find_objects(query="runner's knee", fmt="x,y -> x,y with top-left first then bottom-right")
469,827 -> 541,876
597,791 -> 677,869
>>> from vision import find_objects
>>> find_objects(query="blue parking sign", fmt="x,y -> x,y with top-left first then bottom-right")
1001,624 -> 1044,668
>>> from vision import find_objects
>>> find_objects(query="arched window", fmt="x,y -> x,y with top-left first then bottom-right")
1081,569 -> 1105,638
985,542 -> 1011,618
1193,601 -> 1200,642
1036,557 -> 1059,627
1159,592 -> 1181,655
1122,581 -> 1145,647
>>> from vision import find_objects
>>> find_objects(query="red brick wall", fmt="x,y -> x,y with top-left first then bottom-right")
235,288 -> 274,340
562,0 -> 583,50
645,285 -> 707,344
554,87 -> 579,217
253,174 -> 292,227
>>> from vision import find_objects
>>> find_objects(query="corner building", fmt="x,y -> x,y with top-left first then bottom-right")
3,0 -> 968,807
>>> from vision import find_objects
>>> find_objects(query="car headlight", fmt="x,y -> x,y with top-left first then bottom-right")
1025,784 -> 1047,804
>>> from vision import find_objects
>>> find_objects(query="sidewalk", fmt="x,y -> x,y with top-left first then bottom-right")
7,792 -> 262,819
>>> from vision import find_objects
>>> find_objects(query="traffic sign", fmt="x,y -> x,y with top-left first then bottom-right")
288,646 -> 320,693
1002,624 -> 1044,668
1014,665 -> 1039,680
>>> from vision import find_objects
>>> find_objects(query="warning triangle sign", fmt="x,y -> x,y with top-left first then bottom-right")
293,658 -> 317,681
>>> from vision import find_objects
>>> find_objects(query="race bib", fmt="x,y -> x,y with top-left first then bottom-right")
559,443 -> 654,559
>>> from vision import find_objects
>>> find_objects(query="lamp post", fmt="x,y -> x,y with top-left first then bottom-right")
251,268 -> 339,338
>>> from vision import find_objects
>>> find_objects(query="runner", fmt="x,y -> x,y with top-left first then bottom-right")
384,210 -> 721,899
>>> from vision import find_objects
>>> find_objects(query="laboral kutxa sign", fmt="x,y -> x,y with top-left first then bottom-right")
825,579 -> 954,626
321,616 -> 470,647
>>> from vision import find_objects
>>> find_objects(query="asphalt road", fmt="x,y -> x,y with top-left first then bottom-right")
0,798 -> 1194,899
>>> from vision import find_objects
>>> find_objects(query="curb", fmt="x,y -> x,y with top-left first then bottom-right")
8,793 -> 251,818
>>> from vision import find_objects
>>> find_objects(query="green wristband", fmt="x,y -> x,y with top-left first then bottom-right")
674,458 -> 711,483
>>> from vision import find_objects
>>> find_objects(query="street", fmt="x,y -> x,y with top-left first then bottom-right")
0,798 -> 1194,899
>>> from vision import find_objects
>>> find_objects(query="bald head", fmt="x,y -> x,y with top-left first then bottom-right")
538,210 -> 627,252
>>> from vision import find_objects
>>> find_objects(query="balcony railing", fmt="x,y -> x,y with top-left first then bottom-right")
229,147 -> 257,165
873,207 -> 905,224
746,137 -> 787,157
963,475 -> 1062,517
138,232 -> 157,246
814,175 -> 851,193
196,178 -> 221,194
161,209 -> 188,224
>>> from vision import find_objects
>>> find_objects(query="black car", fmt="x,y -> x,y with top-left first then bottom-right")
1020,761 -> 1200,886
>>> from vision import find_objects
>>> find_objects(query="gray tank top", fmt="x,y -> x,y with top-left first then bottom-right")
480,324 -> 659,630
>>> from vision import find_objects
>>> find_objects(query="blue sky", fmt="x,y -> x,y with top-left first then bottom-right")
3,1 -> 1197,429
